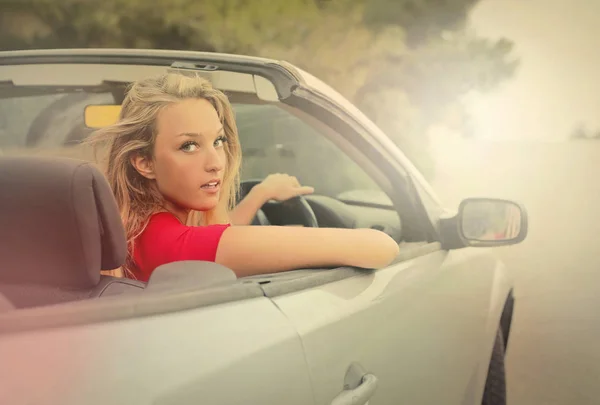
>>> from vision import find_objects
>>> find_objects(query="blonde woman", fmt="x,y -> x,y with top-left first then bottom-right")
89,73 -> 399,281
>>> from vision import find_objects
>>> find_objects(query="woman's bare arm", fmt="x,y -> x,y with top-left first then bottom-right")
215,226 -> 399,278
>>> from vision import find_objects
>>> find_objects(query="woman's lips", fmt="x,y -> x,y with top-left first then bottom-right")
200,180 -> 221,193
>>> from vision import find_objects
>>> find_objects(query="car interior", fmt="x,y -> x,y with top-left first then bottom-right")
0,63 -> 433,311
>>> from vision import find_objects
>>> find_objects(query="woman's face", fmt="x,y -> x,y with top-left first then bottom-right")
140,98 -> 228,218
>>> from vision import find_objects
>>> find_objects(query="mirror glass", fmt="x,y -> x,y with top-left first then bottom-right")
461,199 -> 522,242
84,105 -> 121,128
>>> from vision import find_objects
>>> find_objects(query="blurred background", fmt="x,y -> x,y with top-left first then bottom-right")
1,0 -> 600,403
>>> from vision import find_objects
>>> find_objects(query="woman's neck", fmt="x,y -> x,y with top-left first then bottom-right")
159,202 -> 189,225
158,200 -> 230,227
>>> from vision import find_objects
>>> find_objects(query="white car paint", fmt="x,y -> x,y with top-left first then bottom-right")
0,297 -> 314,405
271,247 -> 511,405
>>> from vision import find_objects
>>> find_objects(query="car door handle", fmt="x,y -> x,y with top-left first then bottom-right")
331,373 -> 378,405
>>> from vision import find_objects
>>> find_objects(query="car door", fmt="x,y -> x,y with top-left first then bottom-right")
0,292 -> 316,405
232,81 -> 509,404
268,240 -> 506,405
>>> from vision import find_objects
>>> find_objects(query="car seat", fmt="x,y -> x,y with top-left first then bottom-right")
0,156 -> 145,308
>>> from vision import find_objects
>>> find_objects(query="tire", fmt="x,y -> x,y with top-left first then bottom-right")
481,329 -> 507,405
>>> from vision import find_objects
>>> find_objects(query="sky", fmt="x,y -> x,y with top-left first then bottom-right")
465,0 -> 600,141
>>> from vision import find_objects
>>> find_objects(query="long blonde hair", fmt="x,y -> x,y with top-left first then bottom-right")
87,72 -> 242,277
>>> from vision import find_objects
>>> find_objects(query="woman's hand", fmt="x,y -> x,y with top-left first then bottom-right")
255,173 -> 314,202
229,174 -> 314,226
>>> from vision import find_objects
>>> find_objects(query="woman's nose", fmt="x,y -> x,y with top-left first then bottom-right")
204,147 -> 224,172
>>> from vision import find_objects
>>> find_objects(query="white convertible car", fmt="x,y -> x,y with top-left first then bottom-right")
0,49 -> 527,405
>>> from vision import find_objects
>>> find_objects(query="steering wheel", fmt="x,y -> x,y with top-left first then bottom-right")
239,179 -> 319,228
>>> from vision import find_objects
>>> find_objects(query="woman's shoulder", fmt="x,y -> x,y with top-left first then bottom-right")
135,211 -> 231,266
135,212 -> 229,271
139,212 -> 180,236
146,211 -> 183,227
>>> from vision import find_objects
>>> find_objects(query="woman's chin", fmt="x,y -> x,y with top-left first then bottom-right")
192,197 -> 220,212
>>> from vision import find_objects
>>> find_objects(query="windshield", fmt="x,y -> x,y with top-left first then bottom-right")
0,87 -> 381,199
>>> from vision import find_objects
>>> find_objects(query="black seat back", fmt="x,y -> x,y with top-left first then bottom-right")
0,156 -> 143,308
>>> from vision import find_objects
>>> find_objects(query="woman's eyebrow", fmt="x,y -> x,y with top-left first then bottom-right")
176,132 -> 201,138
177,127 -> 224,138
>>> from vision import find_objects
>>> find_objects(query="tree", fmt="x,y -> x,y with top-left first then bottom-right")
311,0 -> 518,175
570,124 -> 588,140
362,0 -> 479,46
569,124 -> 600,140
315,0 -> 479,45
0,0 -> 321,52
356,31 -> 518,124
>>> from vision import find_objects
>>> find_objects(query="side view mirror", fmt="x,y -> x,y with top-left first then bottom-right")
440,198 -> 528,249
459,198 -> 528,247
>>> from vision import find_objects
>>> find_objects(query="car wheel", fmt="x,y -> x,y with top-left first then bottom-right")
482,328 -> 507,405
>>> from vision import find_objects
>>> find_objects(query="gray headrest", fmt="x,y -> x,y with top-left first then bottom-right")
0,156 -> 126,288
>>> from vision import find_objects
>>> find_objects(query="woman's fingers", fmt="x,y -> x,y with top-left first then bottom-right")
296,186 -> 315,195
260,173 -> 314,200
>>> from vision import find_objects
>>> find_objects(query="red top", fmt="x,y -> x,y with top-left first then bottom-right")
132,212 -> 231,282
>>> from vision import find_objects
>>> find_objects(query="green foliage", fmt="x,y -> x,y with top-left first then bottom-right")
362,0 -> 479,45
359,32 -> 518,124
316,0 -> 479,45
0,0 -> 320,51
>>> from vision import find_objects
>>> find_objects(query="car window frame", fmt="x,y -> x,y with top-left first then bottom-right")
284,86 -> 437,242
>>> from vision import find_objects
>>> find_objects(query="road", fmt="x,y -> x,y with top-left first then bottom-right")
431,140 -> 600,404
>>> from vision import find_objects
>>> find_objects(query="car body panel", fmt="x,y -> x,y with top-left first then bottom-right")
0,297 -> 315,405
271,246 -> 511,405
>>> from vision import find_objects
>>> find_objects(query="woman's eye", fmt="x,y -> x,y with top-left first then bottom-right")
180,141 -> 199,152
214,136 -> 228,148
